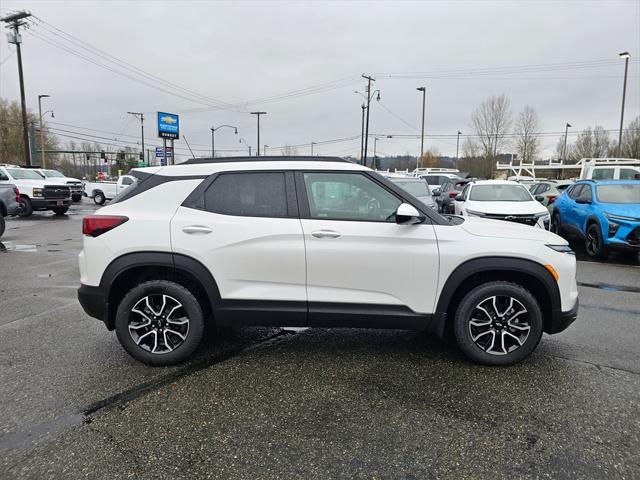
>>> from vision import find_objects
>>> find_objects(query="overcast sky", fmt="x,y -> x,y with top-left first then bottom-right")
1,0 -> 639,162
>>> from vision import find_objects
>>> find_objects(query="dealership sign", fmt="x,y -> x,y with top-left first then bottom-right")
157,112 -> 179,139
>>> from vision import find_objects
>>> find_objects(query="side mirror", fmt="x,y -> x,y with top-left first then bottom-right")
432,189 -> 441,197
396,203 -> 424,225
454,194 -> 465,202
535,195 -> 544,202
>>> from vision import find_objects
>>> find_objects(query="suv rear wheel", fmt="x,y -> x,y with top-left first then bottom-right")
115,280 -> 205,365
453,281 -> 543,366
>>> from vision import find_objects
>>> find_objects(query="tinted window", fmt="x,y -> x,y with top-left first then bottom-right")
539,184 -> 550,193
620,168 -> 640,180
303,172 -> 401,222
121,176 -> 134,186
0,171 -> 8,181
205,172 -> 288,217
591,168 -> 614,180
578,185 -> 593,202
568,184 -> 583,199
461,184 -> 470,199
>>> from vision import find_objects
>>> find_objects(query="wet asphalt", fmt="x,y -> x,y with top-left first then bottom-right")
0,200 -> 639,479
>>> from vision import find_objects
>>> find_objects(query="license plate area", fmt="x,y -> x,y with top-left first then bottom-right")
56,200 -> 63,206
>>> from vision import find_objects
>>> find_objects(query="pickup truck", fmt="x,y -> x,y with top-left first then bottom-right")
83,175 -> 136,205
33,168 -> 84,202
0,165 -> 71,217
0,183 -> 21,239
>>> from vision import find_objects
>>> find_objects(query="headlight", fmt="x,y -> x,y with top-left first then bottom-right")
546,244 -> 575,254
466,209 -> 485,217
534,211 -> 550,219
605,213 -> 639,222
33,188 -> 43,197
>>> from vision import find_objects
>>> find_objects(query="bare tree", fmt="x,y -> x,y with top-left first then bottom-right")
513,106 -> 540,163
418,147 -> 440,168
281,145 -> 299,156
470,94 -> 512,176
569,126 -> 612,161
458,138 -> 491,178
620,116 -> 640,159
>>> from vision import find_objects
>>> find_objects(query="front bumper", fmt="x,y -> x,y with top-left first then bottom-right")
31,198 -> 72,210
547,298 -> 579,334
78,283 -> 112,329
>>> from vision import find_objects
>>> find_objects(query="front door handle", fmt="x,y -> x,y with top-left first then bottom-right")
311,229 -> 341,239
182,225 -> 213,234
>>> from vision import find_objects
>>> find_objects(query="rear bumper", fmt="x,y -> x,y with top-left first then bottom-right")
78,283 -> 112,330
547,298 -> 579,334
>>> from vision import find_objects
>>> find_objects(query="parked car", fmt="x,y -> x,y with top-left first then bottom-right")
454,180 -> 551,229
420,172 -> 462,191
33,168 -> 84,202
433,178 -> 473,214
383,175 -> 437,210
552,180 -> 640,258
580,164 -> 640,181
83,175 -> 136,205
0,165 -> 71,217
0,183 -> 21,239
530,180 -> 573,208
78,156 -> 578,367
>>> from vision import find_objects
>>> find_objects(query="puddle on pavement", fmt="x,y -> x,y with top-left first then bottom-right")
0,241 -> 40,253
577,281 -> 640,294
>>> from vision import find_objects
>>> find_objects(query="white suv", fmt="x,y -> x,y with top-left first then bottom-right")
78,157 -> 578,366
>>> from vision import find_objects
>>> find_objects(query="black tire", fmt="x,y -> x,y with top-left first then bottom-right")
453,281 -> 543,366
52,206 -> 69,216
585,223 -> 608,260
115,280 -> 205,366
18,196 -> 33,217
551,212 -> 562,235
93,191 -> 106,205
0,215 -> 5,239
72,194 -> 82,202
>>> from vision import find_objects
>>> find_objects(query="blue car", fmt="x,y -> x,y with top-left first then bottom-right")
551,180 -> 640,258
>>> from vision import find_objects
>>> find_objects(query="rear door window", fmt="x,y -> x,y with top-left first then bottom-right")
591,168 -> 614,180
204,172 -> 289,218
620,168 -> 640,180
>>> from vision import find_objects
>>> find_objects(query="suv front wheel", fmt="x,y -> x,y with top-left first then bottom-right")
453,281 -> 543,366
115,280 -> 205,365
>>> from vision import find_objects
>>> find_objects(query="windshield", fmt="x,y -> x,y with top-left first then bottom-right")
469,184 -> 532,202
43,169 -> 65,178
390,179 -> 430,197
596,184 -> 640,204
5,168 -> 44,180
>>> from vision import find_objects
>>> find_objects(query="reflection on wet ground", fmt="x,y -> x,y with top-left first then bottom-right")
570,239 -> 640,266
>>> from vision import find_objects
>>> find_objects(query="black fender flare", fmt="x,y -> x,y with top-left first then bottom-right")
100,252 -> 221,328
430,256 -> 561,338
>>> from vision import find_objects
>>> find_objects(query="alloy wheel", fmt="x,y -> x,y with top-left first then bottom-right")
128,294 -> 190,354
468,295 -> 531,355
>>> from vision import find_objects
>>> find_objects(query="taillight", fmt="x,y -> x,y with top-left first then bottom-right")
449,191 -> 459,198
14,187 -> 20,203
82,215 -> 128,237
547,195 -> 557,204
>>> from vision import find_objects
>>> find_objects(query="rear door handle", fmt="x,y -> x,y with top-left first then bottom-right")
182,225 -> 213,234
311,229 -> 341,239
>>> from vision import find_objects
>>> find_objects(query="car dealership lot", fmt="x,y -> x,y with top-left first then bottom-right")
1,201 -> 639,479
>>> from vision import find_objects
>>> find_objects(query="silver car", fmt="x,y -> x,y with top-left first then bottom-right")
384,176 -> 437,210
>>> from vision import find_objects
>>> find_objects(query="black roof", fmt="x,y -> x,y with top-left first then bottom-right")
182,155 -> 353,165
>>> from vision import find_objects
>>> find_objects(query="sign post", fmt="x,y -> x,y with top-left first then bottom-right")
157,111 -> 179,165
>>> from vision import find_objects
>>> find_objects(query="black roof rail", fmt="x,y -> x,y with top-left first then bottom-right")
182,155 -> 353,165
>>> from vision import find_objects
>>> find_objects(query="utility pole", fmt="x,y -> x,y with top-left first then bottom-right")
127,112 -> 145,164
311,142 -> 317,156
210,124 -> 238,157
373,137 -> 379,170
38,94 -> 50,168
416,87 -> 426,169
563,123 -> 572,161
362,75 -> 376,168
251,112 -> 267,157
456,131 -> 461,160
2,11 -> 33,166
617,52 -> 630,156
360,102 -> 366,163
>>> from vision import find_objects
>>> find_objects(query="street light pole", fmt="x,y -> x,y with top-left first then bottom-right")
2,11 -> 33,166
362,74 -> 376,168
38,95 -> 50,168
311,142 -> 317,156
360,102 -> 366,163
251,112 -> 267,157
617,51 -> 630,156
127,112 -> 145,164
563,123 -> 572,161
416,87 -> 426,169
210,125 -> 238,157
373,137 -> 379,170
264,145 -> 269,156
456,131 -> 462,168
